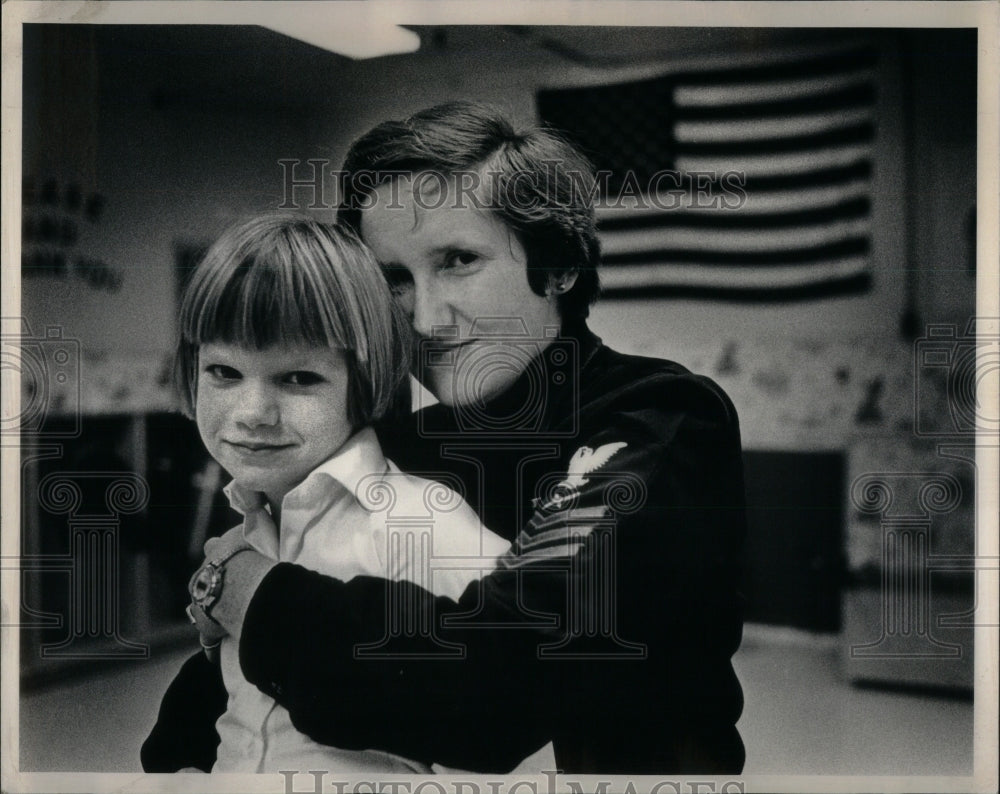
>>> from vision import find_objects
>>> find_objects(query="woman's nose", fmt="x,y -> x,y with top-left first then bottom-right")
233,382 -> 279,428
410,281 -> 454,339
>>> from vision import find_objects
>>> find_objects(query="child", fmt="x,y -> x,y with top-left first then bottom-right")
167,214 -> 509,773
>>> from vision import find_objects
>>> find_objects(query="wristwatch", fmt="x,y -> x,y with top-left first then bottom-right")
188,544 -> 253,620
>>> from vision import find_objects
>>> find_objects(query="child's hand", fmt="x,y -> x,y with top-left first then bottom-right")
203,525 -> 249,563
190,527 -> 276,640
186,600 -> 227,654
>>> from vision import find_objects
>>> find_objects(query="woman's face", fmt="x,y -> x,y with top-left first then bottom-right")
359,174 -> 565,407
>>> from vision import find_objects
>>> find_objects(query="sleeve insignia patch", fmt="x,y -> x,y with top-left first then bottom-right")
536,441 -> 630,511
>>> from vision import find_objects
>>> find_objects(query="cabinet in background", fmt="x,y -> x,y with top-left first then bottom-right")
18,412 -> 231,686
842,433 -> 975,694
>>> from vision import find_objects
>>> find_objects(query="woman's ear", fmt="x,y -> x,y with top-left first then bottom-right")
546,270 -> 579,297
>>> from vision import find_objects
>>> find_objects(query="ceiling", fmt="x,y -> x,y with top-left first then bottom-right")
68,23 -> 870,113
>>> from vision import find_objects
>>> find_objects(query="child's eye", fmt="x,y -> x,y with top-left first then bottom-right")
284,371 -> 325,386
205,364 -> 241,381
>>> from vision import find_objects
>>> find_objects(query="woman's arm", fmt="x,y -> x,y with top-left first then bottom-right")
166,372 -> 747,773
233,380 -> 747,772
141,531 -> 274,772
140,651 -> 228,772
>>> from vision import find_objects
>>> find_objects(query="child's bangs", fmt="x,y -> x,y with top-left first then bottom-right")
191,244 -> 348,352
175,213 -> 407,423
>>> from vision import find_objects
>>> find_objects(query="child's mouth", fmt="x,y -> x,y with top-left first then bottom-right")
224,440 -> 294,453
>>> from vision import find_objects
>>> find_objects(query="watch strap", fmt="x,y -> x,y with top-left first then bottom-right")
189,542 -> 255,618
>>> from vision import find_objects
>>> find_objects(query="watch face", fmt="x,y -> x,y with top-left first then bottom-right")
191,564 -> 220,603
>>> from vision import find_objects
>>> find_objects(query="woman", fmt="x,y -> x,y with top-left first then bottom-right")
143,102 -> 747,774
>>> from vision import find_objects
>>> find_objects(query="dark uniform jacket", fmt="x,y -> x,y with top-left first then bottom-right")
142,322 -> 747,774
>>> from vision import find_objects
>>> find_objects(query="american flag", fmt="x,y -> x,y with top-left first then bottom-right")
538,44 -> 879,300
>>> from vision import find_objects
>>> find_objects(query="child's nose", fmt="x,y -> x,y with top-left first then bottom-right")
233,383 -> 279,428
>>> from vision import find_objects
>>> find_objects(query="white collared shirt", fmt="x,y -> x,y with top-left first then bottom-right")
213,426 -> 510,773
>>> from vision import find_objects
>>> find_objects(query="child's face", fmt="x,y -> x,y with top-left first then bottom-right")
195,341 -> 353,508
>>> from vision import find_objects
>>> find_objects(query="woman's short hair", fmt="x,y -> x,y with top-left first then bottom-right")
337,101 -> 601,324
174,213 -> 410,427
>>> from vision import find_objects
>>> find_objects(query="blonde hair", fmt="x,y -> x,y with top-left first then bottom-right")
174,213 -> 409,427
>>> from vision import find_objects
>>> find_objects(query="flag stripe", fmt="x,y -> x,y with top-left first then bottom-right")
597,180 -> 870,217
599,272 -> 873,302
672,83 -> 876,121
601,237 -> 869,267
740,160 -> 872,192
674,120 -> 874,157
676,143 -> 873,177
675,108 -> 874,143
675,69 -> 875,107
600,257 -> 870,289
670,46 -> 879,86
593,166 -> 872,210
601,219 -> 870,257
597,196 -> 870,231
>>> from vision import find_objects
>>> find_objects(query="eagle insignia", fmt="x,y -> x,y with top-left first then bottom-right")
537,442 -> 629,511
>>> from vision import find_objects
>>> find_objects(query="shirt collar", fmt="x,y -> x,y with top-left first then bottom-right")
305,425 -> 390,511
223,480 -> 265,516
222,425 -> 391,517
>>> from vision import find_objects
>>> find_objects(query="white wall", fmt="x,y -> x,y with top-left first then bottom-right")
22,27 -> 312,355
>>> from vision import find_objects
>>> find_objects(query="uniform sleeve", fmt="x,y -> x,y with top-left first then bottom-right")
140,650 -> 228,772
239,374 -> 746,772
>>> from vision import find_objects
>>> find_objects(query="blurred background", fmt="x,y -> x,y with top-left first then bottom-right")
10,17 -> 983,778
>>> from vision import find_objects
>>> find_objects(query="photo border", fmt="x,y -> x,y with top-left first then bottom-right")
2,2 -> 997,793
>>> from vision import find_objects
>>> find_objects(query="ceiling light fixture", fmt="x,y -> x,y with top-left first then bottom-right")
262,13 -> 420,60
63,1 -> 421,60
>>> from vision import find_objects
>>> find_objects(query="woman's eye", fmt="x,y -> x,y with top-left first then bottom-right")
445,251 -> 478,270
389,280 -> 413,298
205,364 -> 240,380
382,265 -> 414,295
285,371 -> 324,386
